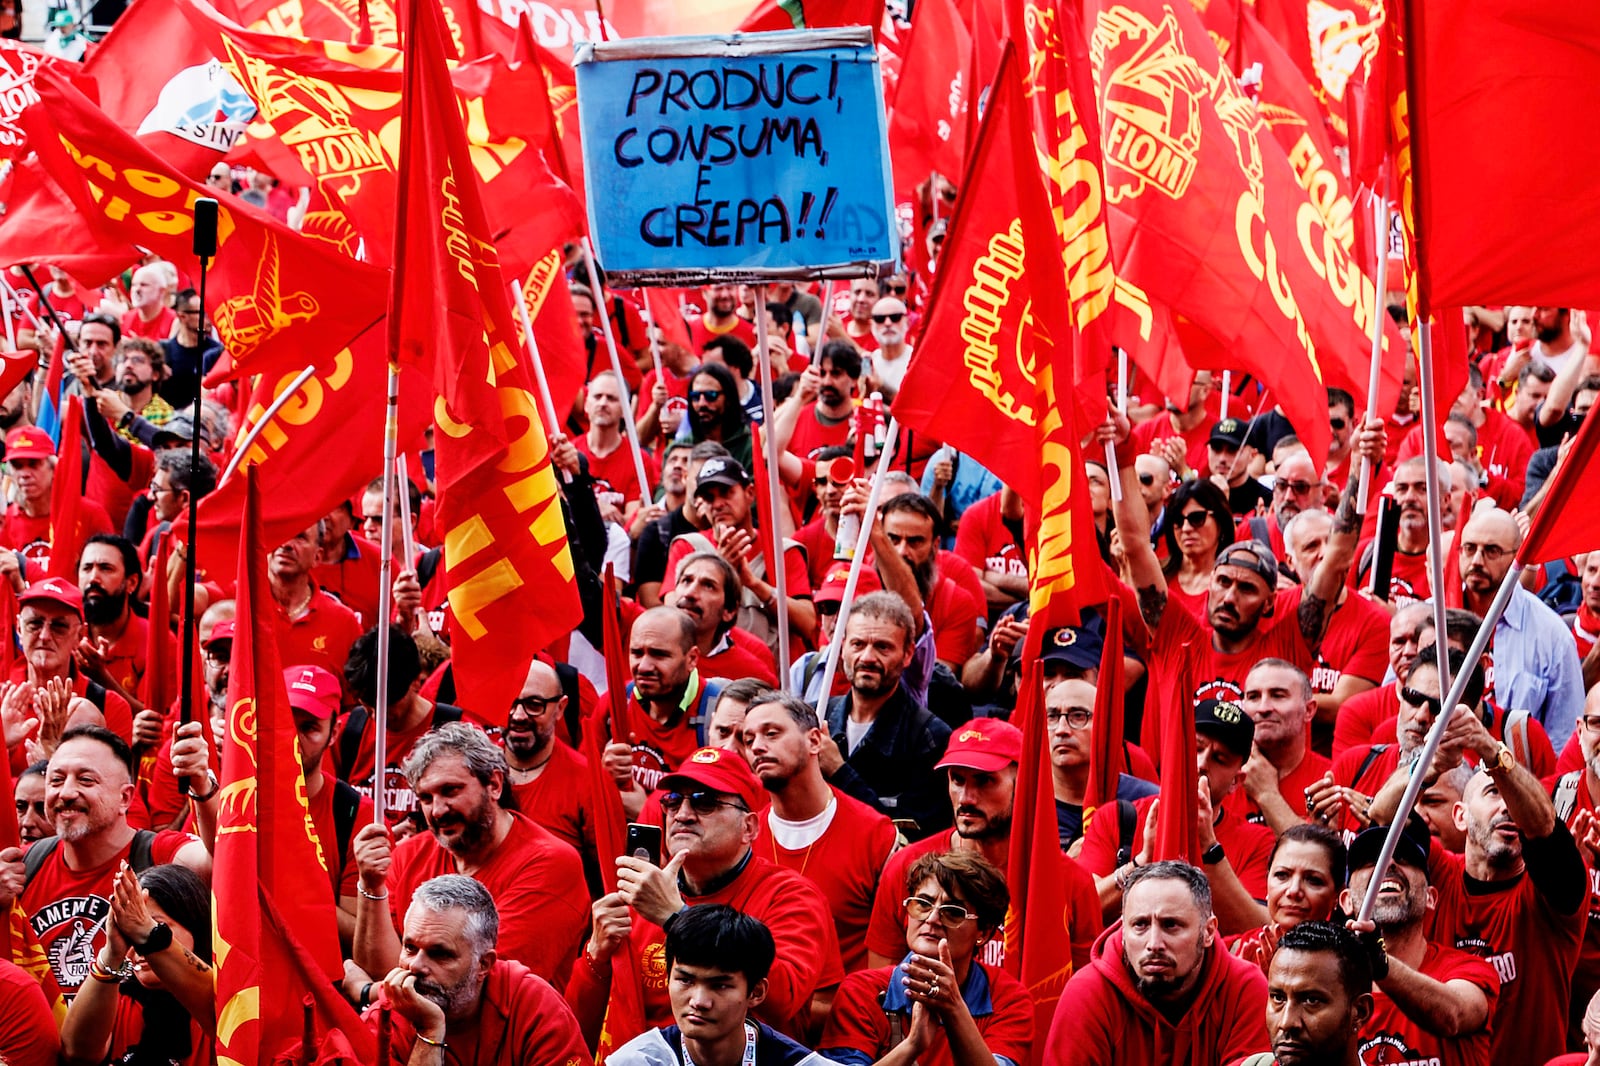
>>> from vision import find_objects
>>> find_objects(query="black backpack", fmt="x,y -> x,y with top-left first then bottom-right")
24,829 -> 157,888
336,701 -> 465,781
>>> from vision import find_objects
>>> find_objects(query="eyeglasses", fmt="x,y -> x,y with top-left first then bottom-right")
14,799 -> 43,818
1582,715 -> 1600,733
20,618 -> 76,637
661,791 -> 749,816
688,389 -> 722,402
1400,688 -> 1443,716
1175,510 -> 1211,529
1460,541 -> 1510,563
1274,480 -> 1317,496
872,313 -> 904,325
1046,708 -> 1093,730
510,694 -> 561,717
177,307 -> 203,317
1328,417 -> 1348,431
887,284 -> 908,295
203,645 -> 230,665
903,896 -> 978,926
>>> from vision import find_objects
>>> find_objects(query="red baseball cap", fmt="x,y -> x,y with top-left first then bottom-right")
659,747 -> 763,811
18,577 -> 82,617
202,619 -> 236,647
283,665 -> 340,719
814,563 -> 881,606
935,718 -> 1023,772
5,426 -> 55,462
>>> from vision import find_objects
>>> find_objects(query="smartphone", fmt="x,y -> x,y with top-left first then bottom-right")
625,823 -> 662,866
1371,496 -> 1400,600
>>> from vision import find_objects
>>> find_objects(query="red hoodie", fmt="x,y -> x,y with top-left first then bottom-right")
1043,923 -> 1268,1066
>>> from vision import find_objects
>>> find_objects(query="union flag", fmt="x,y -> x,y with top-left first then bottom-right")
213,466 -> 370,1064
18,66 -> 389,387
45,394 -> 84,580
391,0 -> 580,718
1517,400 -> 1600,567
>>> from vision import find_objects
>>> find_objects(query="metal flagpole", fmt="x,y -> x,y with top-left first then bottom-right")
1220,369 -> 1232,420
1107,348 -> 1128,503
217,366 -> 318,485
578,237 -> 653,497
753,286 -> 792,686
812,416 -> 901,707
396,451 -> 434,638
1414,320 -> 1454,705
1357,192 -> 1392,514
1356,560 -> 1521,921
371,363 -> 400,826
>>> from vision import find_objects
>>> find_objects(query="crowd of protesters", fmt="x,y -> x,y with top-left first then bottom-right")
0,168 -> 1597,1066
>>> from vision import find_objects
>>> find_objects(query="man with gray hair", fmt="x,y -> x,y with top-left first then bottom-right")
352,722 -> 589,990
374,873 -> 589,1066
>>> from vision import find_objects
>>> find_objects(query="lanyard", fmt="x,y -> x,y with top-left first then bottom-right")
680,1022 -> 758,1066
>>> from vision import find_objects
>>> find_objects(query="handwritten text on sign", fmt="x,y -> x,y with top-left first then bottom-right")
575,30 -> 898,282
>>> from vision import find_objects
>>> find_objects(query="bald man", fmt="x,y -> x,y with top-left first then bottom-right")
1454,507 -> 1584,747
1239,449 -> 1323,560
119,263 -> 176,341
505,659 -> 592,861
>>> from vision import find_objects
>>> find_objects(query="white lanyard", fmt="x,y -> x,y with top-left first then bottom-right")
680,1021 -> 758,1066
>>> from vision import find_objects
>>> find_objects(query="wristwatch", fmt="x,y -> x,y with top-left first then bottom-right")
1491,743 -> 1516,774
1201,841 -> 1226,866
133,920 -> 174,956
191,770 -> 221,802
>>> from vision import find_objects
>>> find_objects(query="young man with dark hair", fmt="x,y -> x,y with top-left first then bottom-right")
1260,922 -> 1375,1066
774,342 -> 859,461
609,905 -> 829,1066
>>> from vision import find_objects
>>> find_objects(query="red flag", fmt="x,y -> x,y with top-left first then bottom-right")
214,466 -> 355,1063
46,394 -> 83,579
0,42 -> 56,166
738,0 -> 885,32
518,249 -> 588,430
893,43 -> 1107,623
1405,3 -> 1600,309
641,288 -> 692,354
1082,596 -> 1126,815
0,160 -> 140,287
512,12 -> 579,192
138,534 -> 178,717
885,0 -> 971,208
1422,310 -> 1468,448
588,567 -> 647,1058
1003,661 -> 1076,1061
1153,645 -> 1200,863
19,67 -> 390,386
1518,402 -> 1600,567
392,0 -> 581,719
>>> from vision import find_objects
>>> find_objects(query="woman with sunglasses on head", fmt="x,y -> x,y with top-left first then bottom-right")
1159,480 -> 1234,621
61,862 -> 215,1066
1227,823 -> 1346,976
819,851 -> 1031,1066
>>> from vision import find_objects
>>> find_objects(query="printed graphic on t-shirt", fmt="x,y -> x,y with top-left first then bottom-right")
30,893 -> 110,993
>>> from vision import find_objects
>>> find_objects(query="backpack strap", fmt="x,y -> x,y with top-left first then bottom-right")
1114,799 -> 1137,868
1554,770 -> 1584,825
431,703 -> 465,728
338,704 -> 371,780
690,677 -> 725,747
21,837 -> 59,889
1353,744 -> 1389,788
1248,516 -> 1271,546
83,679 -> 109,713
416,546 -> 443,589
127,829 -> 156,872
1239,1055 -> 1277,1066
332,779 -> 363,876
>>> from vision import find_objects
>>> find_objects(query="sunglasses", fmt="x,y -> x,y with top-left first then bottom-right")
1400,688 -> 1443,715
1175,510 -> 1211,529
1138,473 -> 1155,487
661,791 -> 749,816
872,313 -> 904,325
1275,480 -> 1317,496
887,284 -> 908,295
1328,417 -> 1348,431
903,896 -> 978,926
688,389 -> 722,402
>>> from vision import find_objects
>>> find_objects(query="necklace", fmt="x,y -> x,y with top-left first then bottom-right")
281,587 -> 313,619
506,747 -> 555,781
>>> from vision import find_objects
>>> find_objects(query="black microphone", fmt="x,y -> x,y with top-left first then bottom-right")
193,198 -> 219,259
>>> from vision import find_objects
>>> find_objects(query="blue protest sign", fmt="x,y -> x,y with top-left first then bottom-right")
574,29 -> 899,285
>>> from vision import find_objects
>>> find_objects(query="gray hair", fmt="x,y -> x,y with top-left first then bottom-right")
410,874 -> 499,957
747,689 -> 821,731
402,722 -> 508,791
1123,860 -> 1213,918
845,590 -> 916,647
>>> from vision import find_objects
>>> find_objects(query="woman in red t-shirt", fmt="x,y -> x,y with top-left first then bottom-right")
1160,480 -> 1235,621
60,863 -> 215,1066
820,851 -> 1033,1066
1227,824 -> 1345,976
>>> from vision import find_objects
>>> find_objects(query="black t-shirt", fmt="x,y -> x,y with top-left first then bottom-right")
632,506 -> 698,588
1226,477 -> 1273,517
1244,409 -> 1297,456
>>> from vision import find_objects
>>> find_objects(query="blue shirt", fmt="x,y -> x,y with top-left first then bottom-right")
920,452 -> 1002,548
1489,582 -> 1586,750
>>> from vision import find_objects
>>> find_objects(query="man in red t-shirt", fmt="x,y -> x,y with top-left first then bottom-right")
1416,704 -> 1589,1066
864,720 -> 1102,971
687,283 -> 758,352
503,659 -> 593,866
873,492 -> 983,668
576,370 -> 659,520
570,746 -> 844,1042
352,722 -> 589,990
1233,660 -> 1332,834
365,875 -> 588,1066
268,525 -> 363,678
311,503 -> 385,629
0,726 -> 207,999
1131,370 -> 1218,477
118,264 -> 175,342
952,487 -> 1028,619
745,691 -> 897,972
774,345 -> 857,462
665,550 -> 779,684
1397,364 -> 1534,505
10,577 -> 134,743
1341,817 -> 1498,1066
1352,457 -> 1437,605
0,426 -> 114,576
77,534 -> 158,715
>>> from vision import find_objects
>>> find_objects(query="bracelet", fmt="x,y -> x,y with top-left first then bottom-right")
358,982 -> 374,1009
88,959 -> 123,983
416,1033 -> 448,1050
359,886 -> 389,901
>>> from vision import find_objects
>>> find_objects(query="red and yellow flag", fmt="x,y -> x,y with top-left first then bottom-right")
0,750 -> 67,1023
19,66 -> 389,387
391,0 -> 580,718
214,466 -> 363,1065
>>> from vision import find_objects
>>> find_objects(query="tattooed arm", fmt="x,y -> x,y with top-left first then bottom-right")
1101,405 -> 1168,632
1299,456 -> 1364,653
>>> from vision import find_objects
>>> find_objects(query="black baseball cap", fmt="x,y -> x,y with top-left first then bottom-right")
1215,540 -> 1279,589
1209,417 -> 1247,449
1038,618 -> 1105,671
1194,698 -> 1255,759
694,456 -> 750,495
1347,813 -> 1432,876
